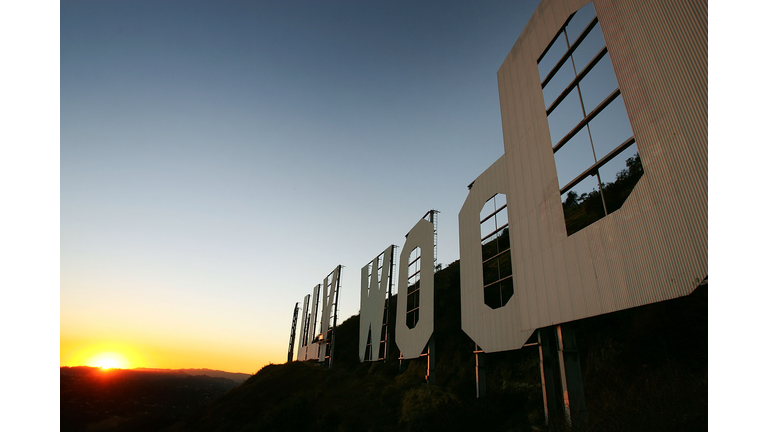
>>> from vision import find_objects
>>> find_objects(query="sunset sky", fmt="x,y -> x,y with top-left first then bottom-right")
60,0 -> 542,374
0,0 -> 759,429
50,0 -> 727,380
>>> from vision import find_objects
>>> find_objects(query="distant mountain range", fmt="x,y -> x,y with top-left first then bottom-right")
131,368 -> 252,383
60,366 -> 245,432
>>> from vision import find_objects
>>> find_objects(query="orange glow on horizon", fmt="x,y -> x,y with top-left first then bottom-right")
85,352 -> 130,369
61,337 -> 277,374
61,340 -> 155,370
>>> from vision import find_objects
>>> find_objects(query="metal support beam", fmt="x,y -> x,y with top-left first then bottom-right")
539,327 -> 560,426
384,247 -> 395,361
475,344 -> 486,398
556,324 -> 587,429
426,335 -> 435,384
328,265 -> 342,369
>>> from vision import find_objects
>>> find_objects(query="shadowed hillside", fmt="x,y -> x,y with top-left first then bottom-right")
133,369 -> 252,384
172,260 -> 706,432
60,367 -> 242,432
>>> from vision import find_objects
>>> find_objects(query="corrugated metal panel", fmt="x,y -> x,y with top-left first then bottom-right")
460,0 -> 707,352
296,294 -> 310,361
310,284 -> 320,341
395,219 -> 435,359
359,246 -> 393,362
319,267 -> 340,336
460,156 -> 537,352
298,284 -> 323,361
605,0 -> 708,300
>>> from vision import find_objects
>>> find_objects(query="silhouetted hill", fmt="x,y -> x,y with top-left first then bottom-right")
174,260 -> 707,432
132,368 -> 251,383
60,367 -> 243,432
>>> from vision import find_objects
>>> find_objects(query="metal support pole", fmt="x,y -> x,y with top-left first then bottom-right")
537,330 -> 549,423
475,344 -> 486,398
539,327 -> 560,425
384,248 -> 395,361
426,335 -> 436,384
556,325 -> 573,426
329,266 -> 342,369
555,324 -> 587,429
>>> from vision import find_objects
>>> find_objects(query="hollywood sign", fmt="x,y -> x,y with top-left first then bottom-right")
293,265 -> 342,365
288,0 -> 706,421
290,212 -> 439,367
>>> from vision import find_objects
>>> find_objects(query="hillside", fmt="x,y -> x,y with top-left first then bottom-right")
132,368 -> 252,384
60,367 -> 243,432
174,260 -> 707,432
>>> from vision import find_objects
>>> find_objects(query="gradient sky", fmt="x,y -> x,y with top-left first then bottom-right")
61,0 -> 545,373
60,0 -> 640,375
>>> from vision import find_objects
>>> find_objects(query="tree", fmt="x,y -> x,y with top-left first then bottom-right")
564,190 -> 580,209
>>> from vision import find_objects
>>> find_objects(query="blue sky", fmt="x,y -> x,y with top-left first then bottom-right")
60,0 -> 542,370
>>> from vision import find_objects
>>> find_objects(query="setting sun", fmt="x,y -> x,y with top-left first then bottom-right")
61,340 -> 157,370
85,352 -> 130,369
